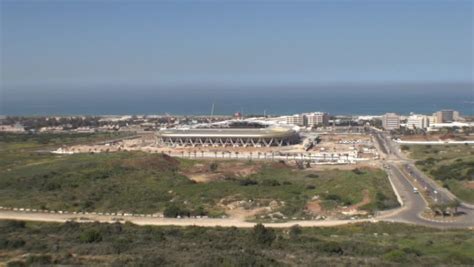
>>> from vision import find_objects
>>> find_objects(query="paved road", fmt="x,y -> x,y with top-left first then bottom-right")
372,131 -> 474,228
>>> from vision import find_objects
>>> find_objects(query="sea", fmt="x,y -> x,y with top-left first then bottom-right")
2,82 -> 473,116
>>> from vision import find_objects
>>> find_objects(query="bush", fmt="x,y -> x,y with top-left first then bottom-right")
444,251 -> 474,265
239,179 -> 258,186
209,162 -> 219,172
319,241 -> 344,255
163,204 -> 190,218
80,229 -> 103,243
5,238 -> 26,249
252,223 -> 276,246
289,225 -> 302,240
26,255 -> 52,265
261,179 -> 280,186
325,194 -> 343,202
3,220 -> 26,229
383,249 -> 406,262
6,260 -> 26,267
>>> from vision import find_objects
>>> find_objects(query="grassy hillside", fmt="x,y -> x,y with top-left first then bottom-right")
0,133 -> 398,219
1,220 -> 473,266
404,144 -> 474,203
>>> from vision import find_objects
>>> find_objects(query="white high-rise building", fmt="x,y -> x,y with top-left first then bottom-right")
406,114 -> 430,129
382,113 -> 400,130
434,110 -> 458,123
306,112 -> 329,126
286,114 -> 306,126
427,115 -> 438,125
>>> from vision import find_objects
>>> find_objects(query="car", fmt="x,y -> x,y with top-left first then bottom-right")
413,187 -> 419,194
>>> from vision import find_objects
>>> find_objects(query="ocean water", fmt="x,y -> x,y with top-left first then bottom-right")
2,82 -> 473,116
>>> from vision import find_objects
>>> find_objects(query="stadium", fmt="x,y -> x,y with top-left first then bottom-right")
156,126 -> 299,147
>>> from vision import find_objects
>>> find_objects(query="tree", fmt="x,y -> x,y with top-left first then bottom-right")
447,199 -> 461,216
164,204 -> 182,218
252,223 -> 276,246
289,224 -> 302,240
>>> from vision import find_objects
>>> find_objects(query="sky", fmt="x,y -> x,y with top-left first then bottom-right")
1,0 -> 473,87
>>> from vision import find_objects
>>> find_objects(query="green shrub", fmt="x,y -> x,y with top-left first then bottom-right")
252,223 -> 276,246
163,204 -> 190,218
26,255 -> 52,265
239,178 -> 258,186
80,229 -> 102,243
289,225 -> 302,240
6,260 -> 26,267
261,179 -> 280,186
383,249 -> 406,262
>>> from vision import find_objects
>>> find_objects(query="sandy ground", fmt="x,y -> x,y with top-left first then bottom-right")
182,161 -> 261,183
465,181 -> 474,190
305,200 -> 322,214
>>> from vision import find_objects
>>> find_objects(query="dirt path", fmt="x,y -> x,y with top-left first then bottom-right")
0,210 -> 371,228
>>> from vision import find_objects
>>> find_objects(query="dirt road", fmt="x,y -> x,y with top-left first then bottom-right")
0,210 -> 371,228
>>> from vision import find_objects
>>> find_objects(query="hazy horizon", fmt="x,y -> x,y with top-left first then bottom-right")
1,1 -> 473,115
2,82 -> 472,116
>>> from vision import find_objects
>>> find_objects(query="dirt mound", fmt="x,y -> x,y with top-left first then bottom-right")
218,197 -> 282,219
305,200 -> 323,214
187,173 -> 224,183
183,161 -> 261,183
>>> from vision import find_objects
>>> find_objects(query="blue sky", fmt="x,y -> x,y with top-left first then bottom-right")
1,1 -> 473,86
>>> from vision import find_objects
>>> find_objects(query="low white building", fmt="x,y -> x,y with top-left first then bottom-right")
427,122 -> 472,131
0,124 -> 25,133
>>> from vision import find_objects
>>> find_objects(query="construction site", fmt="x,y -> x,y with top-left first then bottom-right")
54,119 -> 379,165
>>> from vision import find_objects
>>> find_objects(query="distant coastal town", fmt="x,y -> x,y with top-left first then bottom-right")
0,109 -> 471,135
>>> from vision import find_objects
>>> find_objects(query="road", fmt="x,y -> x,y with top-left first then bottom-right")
372,131 -> 474,228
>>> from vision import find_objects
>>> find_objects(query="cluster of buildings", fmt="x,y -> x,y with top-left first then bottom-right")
382,109 -> 466,131
285,112 -> 329,127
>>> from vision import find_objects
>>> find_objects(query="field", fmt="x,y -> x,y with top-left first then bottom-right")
0,133 -> 398,220
1,220 -> 473,266
402,144 -> 474,204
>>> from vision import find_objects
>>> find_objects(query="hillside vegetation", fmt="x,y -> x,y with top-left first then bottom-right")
0,133 -> 398,219
404,144 -> 474,203
1,220 -> 473,266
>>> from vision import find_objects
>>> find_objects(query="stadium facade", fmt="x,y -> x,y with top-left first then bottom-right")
156,127 -> 299,147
